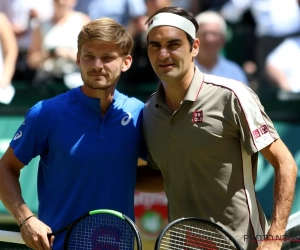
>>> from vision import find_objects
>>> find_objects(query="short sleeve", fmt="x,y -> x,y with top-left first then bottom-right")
232,87 -> 279,154
10,101 -> 51,165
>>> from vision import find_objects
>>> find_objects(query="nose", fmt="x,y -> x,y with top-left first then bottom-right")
93,58 -> 104,70
158,47 -> 170,60
205,33 -> 218,42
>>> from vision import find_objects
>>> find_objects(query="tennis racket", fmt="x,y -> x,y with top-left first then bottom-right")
0,209 -> 143,250
155,217 -> 244,250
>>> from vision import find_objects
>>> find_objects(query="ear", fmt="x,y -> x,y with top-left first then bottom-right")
192,38 -> 200,57
221,36 -> 226,47
76,52 -> 80,68
121,55 -> 133,72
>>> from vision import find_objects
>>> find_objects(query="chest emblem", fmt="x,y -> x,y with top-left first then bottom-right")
121,112 -> 132,126
192,110 -> 203,123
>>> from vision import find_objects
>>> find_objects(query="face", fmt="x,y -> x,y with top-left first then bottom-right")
53,0 -> 76,10
196,22 -> 225,56
147,26 -> 199,83
76,40 -> 132,91
146,0 -> 171,15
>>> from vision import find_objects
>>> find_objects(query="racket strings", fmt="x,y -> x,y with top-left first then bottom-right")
66,214 -> 138,250
159,223 -> 236,250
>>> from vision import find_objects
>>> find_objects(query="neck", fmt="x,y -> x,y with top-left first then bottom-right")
162,66 -> 195,112
81,85 -> 115,115
196,52 -> 218,71
53,9 -> 73,22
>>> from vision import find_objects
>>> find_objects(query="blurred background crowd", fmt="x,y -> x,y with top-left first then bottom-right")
1,0 -> 300,110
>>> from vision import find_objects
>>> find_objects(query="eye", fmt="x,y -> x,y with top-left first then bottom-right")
84,54 -> 94,59
102,55 -> 116,62
169,42 -> 180,48
148,43 -> 160,49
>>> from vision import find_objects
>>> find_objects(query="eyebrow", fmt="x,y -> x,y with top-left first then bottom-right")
82,50 -> 118,56
148,38 -> 182,45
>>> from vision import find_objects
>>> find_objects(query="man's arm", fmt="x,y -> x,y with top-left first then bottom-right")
0,147 -> 28,224
0,13 -> 18,88
220,0 -> 252,23
0,146 -> 53,249
257,138 -> 297,250
265,64 -> 292,92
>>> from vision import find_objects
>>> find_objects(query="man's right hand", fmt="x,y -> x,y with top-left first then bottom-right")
20,216 -> 53,250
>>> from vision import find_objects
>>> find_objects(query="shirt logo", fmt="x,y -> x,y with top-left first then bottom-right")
259,124 -> 269,135
192,110 -> 203,123
252,125 -> 269,139
253,129 -> 260,139
13,131 -> 22,140
121,113 -> 132,126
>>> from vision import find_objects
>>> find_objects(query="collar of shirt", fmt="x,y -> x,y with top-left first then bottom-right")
74,86 -> 119,116
154,66 -> 204,107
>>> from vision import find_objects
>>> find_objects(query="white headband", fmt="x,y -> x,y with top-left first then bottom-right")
147,12 -> 196,39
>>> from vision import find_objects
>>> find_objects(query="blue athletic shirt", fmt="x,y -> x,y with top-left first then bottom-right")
10,87 -> 147,249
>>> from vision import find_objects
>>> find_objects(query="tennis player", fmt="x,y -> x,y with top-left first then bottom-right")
0,18 -> 147,249
137,6 -> 298,250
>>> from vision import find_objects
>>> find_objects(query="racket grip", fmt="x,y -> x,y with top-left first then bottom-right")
0,230 -> 25,244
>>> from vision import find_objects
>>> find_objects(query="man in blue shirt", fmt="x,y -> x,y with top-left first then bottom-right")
0,17 -> 146,249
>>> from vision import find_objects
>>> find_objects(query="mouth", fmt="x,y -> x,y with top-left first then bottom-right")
158,63 -> 175,68
89,73 -> 105,76
88,74 -> 106,78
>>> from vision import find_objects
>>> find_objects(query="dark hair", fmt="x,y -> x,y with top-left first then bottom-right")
145,6 -> 199,51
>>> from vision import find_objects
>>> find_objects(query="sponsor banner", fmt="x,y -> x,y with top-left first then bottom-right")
134,191 -> 168,240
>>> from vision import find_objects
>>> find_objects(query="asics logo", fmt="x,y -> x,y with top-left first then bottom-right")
121,113 -> 132,126
13,131 -> 22,140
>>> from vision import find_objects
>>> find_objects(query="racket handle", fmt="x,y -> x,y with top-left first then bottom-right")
0,230 -> 25,244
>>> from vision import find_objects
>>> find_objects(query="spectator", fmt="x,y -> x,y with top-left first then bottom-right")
27,0 -> 90,89
198,0 -> 230,12
146,0 -> 172,18
194,11 -> 249,86
119,0 -> 171,85
0,12 -> 18,104
74,0 -> 147,27
0,0 -> 53,83
220,0 -> 300,89
171,0 -> 201,15
265,36 -> 300,98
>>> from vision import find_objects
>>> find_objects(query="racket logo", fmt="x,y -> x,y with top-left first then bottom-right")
185,230 -> 217,250
92,225 -> 121,249
121,113 -> 132,126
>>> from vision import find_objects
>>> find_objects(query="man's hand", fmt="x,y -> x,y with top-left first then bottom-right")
20,216 -> 53,250
256,238 -> 283,250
